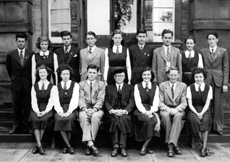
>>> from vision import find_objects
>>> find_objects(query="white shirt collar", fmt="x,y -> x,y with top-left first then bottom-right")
39,50 -> 49,56
87,79 -> 96,85
194,82 -> 205,91
163,45 -> 171,54
64,45 -> 71,52
61,80 -> 71,88
17,48 -> 25,56
116,83 -> 124,90
142,81 -> 152,89
138,43 -> 145,49
185,50 -> 195,58
88,45 -> 96,52
169,82 -> 177,90
113,44 -> 122,53
209,46 -> 217,53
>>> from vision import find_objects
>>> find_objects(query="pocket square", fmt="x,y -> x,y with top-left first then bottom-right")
73,54 -> 78,57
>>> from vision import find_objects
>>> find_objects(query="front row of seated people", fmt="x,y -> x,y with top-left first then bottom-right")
30,64 -> 212,158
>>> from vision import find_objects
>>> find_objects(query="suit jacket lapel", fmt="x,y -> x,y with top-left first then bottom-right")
90,47 -> 99,62
165,81 -> 173,101
213,47 -> 221,61
67,47 -> 75,63
170,46 -> 176,61
173,82 -> 181,100
205,48 -> 213,62
13,50 -> 22,66
83,48 -> 91,64
22,49 -> 30,67
159,46 -> 167,62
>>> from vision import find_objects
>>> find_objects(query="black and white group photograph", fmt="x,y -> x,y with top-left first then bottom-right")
0,0 -> 230,161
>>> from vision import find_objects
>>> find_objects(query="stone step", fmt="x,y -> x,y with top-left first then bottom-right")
0,110 -> 13,121
0,121 -> 13,128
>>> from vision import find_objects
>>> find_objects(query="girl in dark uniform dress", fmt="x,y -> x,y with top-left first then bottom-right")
104,29 -> 131,85
32,36 -> 58,85
187,67 -> 212,157
133,67 -> 160,156
30,64 -> 57,155
181,36 -> 203,85
54,64 -> 79,154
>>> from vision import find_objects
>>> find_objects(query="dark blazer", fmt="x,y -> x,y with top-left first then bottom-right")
200,47 -> 229,87
55,46 -> 80,82
129,44 -> 154,85
105,83 -> 135,114
6,49 -> 34,91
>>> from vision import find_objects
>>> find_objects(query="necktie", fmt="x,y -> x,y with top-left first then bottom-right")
145,82 -> 149,92
166,47 -> 170,62
64,46 -> 68,54
171,84 -> 174,99
118,85 -> 122,93
140,46 -> 142,50
43,52 -> 46,59
19,50 -> 24,66
188,52 -> 192,59
210,48 -> 214,59
64,82 -> 67,90
89,47 -> 92,54
198,85 -> 201,94
116,47 -> 119,55
90,82 -> 93,100
41,83 -> 45,91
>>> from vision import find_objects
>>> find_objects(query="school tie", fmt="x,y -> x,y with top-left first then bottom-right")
90,82 -> 93,100
210,48 -> 214,59
42,52 -> 46,59
145,82 -> 149,92
166,46 -> 170,62
116,46 -> 119,55
89,47 -> 92,54
140,46 -> 143,50
118,85 -> 122,93
198,85 -> 201,94
41,83 -> 45,91
64,82 -> 67,90
19,50 -> 24,66
188,51 -> 192,59
64,46 -> 68,54
171,84 -> 174,99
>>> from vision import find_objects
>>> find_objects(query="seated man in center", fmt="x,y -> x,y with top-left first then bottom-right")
105,68 -> 135,157
159,67 -> 187,157
79,64 -> 106,156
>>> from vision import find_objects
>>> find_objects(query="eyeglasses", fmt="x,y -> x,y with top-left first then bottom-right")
115,74 -> 125,78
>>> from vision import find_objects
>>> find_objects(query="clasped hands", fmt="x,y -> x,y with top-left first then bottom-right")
58,111 -> 71,117
162,107 -> 179,115
110,109 -> 127,116
36,111 -> 47,118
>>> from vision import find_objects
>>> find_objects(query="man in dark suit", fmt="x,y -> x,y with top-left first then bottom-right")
200,32 -> 229,135
6,32 -> 34,134
129,29 -> 154,85
105,68 -> 135,157
152,29 -> 182,85
159,67 -> 187,157
55,31 -> 80,82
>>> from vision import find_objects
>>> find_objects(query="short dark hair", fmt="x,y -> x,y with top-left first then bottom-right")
60,31 -> 72,38
161,29 -> 173,37
184,36 -> 196,44
35,64 -> 53,80
87,64 -> 99,72
16,32 -> 27,41
86,31 -> 97,38
141,66 -> 155,82
206,32 -> 218,39
192,67 -> 207,80
169,66 -> 179,73
36,36 -> 52,49
113,68 -> 125,76
136,29 -> 147,36
110,29 -> 125,47
56,64 -> 73,77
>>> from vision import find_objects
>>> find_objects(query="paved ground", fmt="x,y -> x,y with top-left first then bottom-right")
0,143 -> 230,162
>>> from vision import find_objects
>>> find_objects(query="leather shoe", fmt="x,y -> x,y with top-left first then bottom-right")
121,148 -> 128,157
200,148 -> 206,157
140,148 -> 147,156
62,147 -> 68,154
205,147 -> 210,156
85,146 -> 91,155
111,147 -> 118,157
32,146 -> 39,154
9,125 -> 18,134
174,146 -> 182,155
38,146 -> 45,155
68,147 -> 74,154
219,131 -> 223,136
90,145 -> 99,156
167,148 -> 175,157
147,148 -> 154,154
